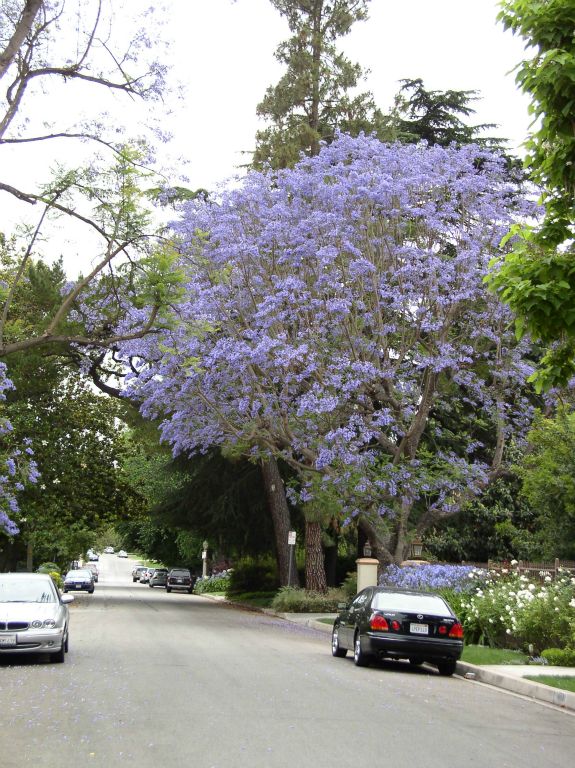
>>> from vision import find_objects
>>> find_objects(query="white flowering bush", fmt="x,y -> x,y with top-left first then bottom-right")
458,569 -> 575,652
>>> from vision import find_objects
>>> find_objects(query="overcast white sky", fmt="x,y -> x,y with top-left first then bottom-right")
2,0 -> 534,275
161,0 -> 532,190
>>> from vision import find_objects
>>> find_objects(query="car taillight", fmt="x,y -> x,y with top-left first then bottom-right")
391,620 -> 401,631
448,622 -> 464,638
369,613 -> 389,631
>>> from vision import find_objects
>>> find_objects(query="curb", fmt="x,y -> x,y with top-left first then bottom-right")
456,660 -> 575,712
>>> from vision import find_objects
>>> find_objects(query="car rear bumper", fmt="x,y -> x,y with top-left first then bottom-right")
63,584 -> 93,592
363,631 -> 463,661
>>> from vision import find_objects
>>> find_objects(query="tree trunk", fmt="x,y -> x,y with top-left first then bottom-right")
26,540 -> 33,572
261,457 -> 299,587
305,519 -> 327,592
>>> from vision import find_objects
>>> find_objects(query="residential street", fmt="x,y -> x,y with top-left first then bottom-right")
1,555 -> 573,768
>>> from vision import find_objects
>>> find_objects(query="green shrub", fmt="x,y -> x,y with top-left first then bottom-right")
541,648 -> 575,666
271,586 -> 346,613
340,571 -> 357,599
226,558 -> 279,597
37,562 -> 61,574
458,568 -> 575,651
194,574 -> 230,594
50,571 -> 63,589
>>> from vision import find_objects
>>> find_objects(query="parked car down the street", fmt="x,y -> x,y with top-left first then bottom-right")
103,547 -> 114,554
83,562 -> 99,582
331,587 -> 464,676
138,568 -> 153,584
63,569 -> 95,594
148,568 -> 168,588
166,568 -> 194,594
0,572 -> 73,663
131,565 -> 148,582
117,550 -> 128,558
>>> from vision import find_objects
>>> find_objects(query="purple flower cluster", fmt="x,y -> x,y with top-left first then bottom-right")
0,365 -> 38,535
380,563 -> 484,593
118,134 -> 540,535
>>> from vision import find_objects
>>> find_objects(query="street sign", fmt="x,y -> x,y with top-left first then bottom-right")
288,531 -> 296,546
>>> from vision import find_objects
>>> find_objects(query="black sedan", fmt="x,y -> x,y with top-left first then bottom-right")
331,587 -> 464,676
63,569 -> 95,594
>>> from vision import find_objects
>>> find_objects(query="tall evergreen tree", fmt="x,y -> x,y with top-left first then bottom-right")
252,0 -> 384,169
388,78 -> 505,150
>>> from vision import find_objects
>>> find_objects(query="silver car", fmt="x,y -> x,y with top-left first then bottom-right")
0,573 -> 73,663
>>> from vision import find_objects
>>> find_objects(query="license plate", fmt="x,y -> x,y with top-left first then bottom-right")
410,623 -> 428,635
176,579 -> 182,583
0,633 -> 17,647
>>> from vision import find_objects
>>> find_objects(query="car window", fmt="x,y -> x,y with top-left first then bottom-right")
0,577 -> 57,603
372,592 -> 451,615
170,569 -> 190,577
350,590 -> 370,608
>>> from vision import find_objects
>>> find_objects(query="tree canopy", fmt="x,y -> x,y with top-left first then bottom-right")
252,0 -> 385,169
118,134 -> 540,578
488,0 -> 575,389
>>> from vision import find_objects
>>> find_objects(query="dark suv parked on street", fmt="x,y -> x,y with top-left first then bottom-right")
166,568 -> 194,594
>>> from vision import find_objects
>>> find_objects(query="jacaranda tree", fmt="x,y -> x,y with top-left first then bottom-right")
121,134 -> 540,590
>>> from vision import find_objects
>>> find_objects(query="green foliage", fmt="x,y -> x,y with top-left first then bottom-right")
36,562 -> 61,574
340,570 -> 357,598
226,557 -> 280,597
516,410 -> 575,558
541,648 -> 575,666
252,0 -> 385,169
425,474 -> 542,562
388,78 -> 504,149
194,574 -> 231,594
49,571 -> 63,589
139,450 -> 276,561
489,0 -> 575,387
271,585 -> 346,612
457,569 -> 575,652
461,644 -> 529,665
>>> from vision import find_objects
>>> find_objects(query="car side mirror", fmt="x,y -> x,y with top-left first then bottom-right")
61,594 -> 75,604
337,602 -> 348,610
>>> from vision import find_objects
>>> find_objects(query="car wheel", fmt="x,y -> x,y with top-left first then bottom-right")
437,660 -> 457,677
88,588 -> 94,594
331,626 -> 347,658
187,588 -> 193,594
51,644 -> 66,663
409,658 -> 424,667
166,587 -> 171,593
353,631 -> 370,667
149,583 -> 153,588
133,578 -> 137,582
64,631 -> 69,653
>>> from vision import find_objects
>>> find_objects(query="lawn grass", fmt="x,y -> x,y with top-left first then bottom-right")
461,645 -> 529,665
227,592 -> 275,608
523,676 -> 575,693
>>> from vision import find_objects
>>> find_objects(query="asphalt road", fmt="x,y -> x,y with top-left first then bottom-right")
1,554 -> 574,768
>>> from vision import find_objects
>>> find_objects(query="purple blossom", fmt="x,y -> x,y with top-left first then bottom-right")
117,134 -> 544,551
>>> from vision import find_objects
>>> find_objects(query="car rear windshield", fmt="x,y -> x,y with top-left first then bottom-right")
170,570 -> 190,577
0,577 -> 57,603
372,592 -> 450,615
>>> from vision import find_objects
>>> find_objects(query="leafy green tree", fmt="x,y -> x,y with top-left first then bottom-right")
5,378 -> 141,569
388,78 -> 505,150
516,409 -> 575,558
252,0 -> 386,169
488,0 -> 575,389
